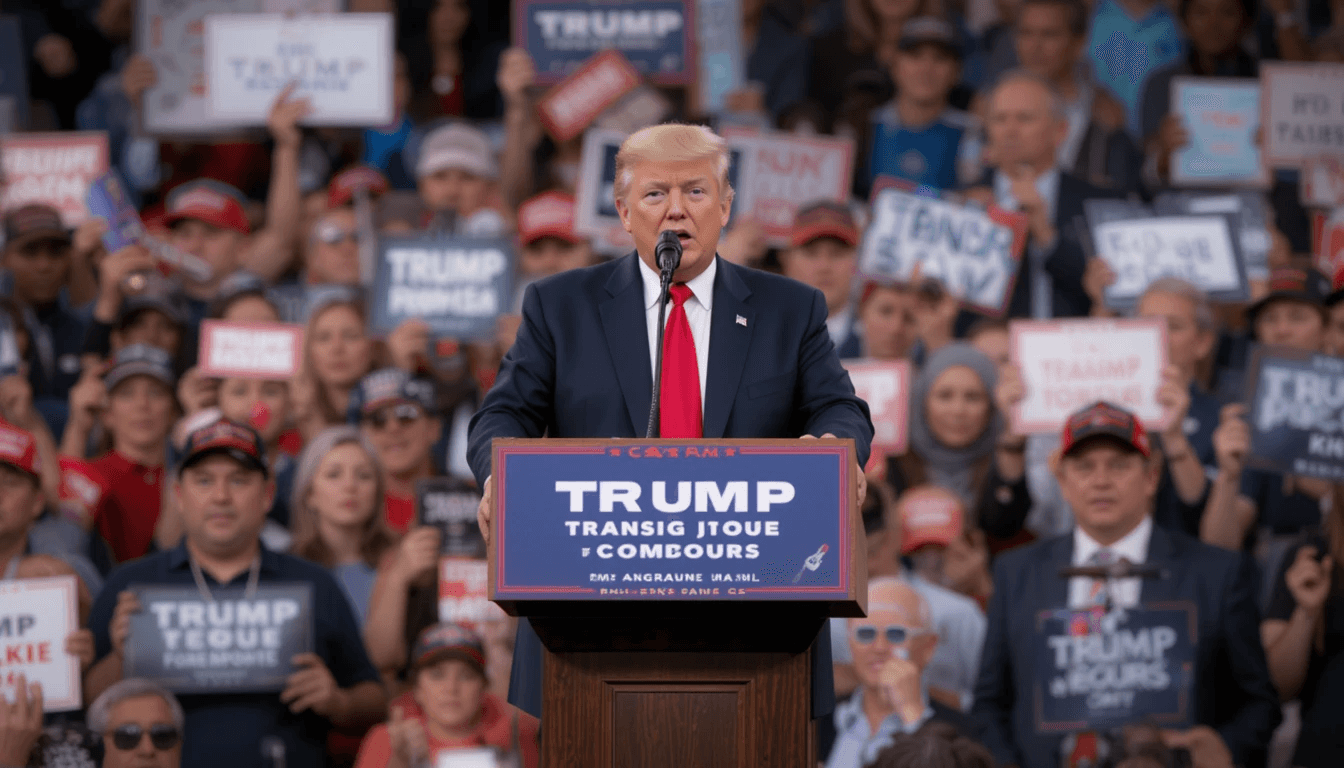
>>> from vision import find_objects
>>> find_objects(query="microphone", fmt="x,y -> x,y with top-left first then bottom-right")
655,230 -> 683,275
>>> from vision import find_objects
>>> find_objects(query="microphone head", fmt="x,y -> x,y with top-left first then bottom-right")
655,230 -> 683,273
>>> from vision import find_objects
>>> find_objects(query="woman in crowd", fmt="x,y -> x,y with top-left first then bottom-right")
1261,496 -> 1344,768
888,343 -> 1030,547
354,623 -> 539,768
291,426 -> 398,627
295,295 -> 375,442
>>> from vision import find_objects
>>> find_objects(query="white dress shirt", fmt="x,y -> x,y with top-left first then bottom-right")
1068,515 -> 1153,609
639,255 -> 715,405
827,307 -> 854,347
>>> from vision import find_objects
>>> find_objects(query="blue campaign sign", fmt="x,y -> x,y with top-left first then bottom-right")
1171,78 -> 1266,187
1033,603 -> 1197,733
0,16 -> 29,131
369,234 -> 512,340
1245,346 -> 1344,481
515,0 -> 694,85
492,441 -> 854,601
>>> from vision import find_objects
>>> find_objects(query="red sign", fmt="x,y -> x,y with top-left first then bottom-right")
537,50 -> 641,143
57,456 -> 108,531
0,132 -> 109,226
1316,208 -> 1344,283
198,321 -> 304,380
840,359 -> 911,459
439,558 -> 506,627
1303,157 -> 1344,208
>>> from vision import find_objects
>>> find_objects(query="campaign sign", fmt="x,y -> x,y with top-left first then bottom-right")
369,235 -> 512,340
491,440 -> 854,602
1154,192 -> 1271,281
859,184 -> 1028,316
205,13 -> 394,126
124,584 -> 313,693
1170,77 -> 1266,187
536,50 -> 641,143
439,559 -> 507,626
841,359 -> 911,457
417,478 -> 485,559
695,0 -> 743,113
1091,215 -> 1247,308
1261,62 -> 1344,169
1033,603 -> 1196,733
1303,157 -> 1344,208
1316,207 -> 1344,279
137,0 -> 261,134
1011,318 -> 1170,434
198,321 -> 303,380
0,16 -> 29,131
0,576 -> 81,712
0,312 -> 20,378
57,456 -> 107,531
1243,346 -> 1344,481
515,0 -> 693,85
0,133 -> 110,226
86,172 -> 147,252
724,131 -> 855,246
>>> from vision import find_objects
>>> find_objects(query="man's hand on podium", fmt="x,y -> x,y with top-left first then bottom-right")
802,433 -> 867,507
478,475 -> 494,545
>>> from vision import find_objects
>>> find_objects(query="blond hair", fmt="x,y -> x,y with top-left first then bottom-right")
613,123 -> 734,204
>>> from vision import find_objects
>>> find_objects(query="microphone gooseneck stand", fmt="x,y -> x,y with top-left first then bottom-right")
645,230 -> 684,438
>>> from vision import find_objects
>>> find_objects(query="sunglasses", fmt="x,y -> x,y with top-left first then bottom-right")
363,403 -> 425,429
315,222 -> 360,246
109,724 -> 181,751
852,624 -> 922,645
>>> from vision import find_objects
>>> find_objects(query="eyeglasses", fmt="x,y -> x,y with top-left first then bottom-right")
109,723 -> 181,751
363,403 -> 425,430
315,222 -> 359,246
852,624 -> 922,645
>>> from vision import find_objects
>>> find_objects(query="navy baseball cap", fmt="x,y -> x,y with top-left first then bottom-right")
1060,402 -> 1151,459
348,368 -> 437,422
898,17 -> 964,59
178,418 -> 268,477
118,273 -> 187,329
411,623 -> 486,677
102,344 -> 175,392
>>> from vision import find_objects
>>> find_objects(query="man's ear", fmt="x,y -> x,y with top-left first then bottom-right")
615,195 -> 633,234
720,189 -> 733,229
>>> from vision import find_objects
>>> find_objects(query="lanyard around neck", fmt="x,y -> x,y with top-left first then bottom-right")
189,552 -> 262,601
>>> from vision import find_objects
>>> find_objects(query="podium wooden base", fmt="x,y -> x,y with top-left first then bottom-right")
531,615 -> 824,768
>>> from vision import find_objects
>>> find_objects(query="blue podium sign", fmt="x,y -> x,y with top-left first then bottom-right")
491,439 -> 856,602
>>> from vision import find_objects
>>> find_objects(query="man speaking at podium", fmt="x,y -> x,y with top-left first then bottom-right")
467,123 -> 874,722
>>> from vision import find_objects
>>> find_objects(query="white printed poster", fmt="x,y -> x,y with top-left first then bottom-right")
1091,215 -> 1247,308
0,576 -> 81,712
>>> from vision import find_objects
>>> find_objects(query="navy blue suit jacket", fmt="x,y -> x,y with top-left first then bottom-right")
971,524 -> 1281,768
467,252 -> 874,481
467,252 -> 874,722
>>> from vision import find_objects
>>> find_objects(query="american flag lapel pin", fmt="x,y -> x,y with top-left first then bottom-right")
736,315 -> 747,327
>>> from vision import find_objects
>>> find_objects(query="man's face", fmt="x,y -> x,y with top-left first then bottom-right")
1056,440 -> 1159,543
519,237 -> 592,278
987,79 -> 1067,170
1015,4 -> 1081,82
782,238 -> 857,315
175,455 -> 273,557
170,219 -> 244,280
1137,291 -> 1214,377
105,376 -> 176,452
4,237 -> 72,305
118,310 -> 182,357
415,658 -> 487,732
217,378 -> 291,445
859,286 -> 917,361
361,402 -> 441,478
0,465 -> 42,545
307,209 -> 362,286
616,157 -> 731,282
418,167 -> 490,216
847,594 -> 934,690
892,45 -> 960,106
102,694 -> 182,768
1185,0 -> 1248,59
1254,299 -> 1324,351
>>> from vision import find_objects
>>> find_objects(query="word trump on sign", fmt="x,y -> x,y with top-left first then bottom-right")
0,576 -> 81,712
198,321 -> 303,379
860,183 -> 1028,315
1091,215 -> 1247,307
125,584 -> 313,693
516,0 -> 692,84
1011,318 -> 1170,434
1246,347 -> 1344,481
0,133 -> 109,225
370,235 -> 513,340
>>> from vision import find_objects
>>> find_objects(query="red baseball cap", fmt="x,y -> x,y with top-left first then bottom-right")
517,191 -> 581,246
1060,401 -> 1152,459
899,486 -> 963,554
327,165 -> 390,209
790,200 -> 859,248
164,180 -> 251,236
0,421 -> 40,480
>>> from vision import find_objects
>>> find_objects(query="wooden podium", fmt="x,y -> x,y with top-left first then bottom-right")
489,439 -> 866,768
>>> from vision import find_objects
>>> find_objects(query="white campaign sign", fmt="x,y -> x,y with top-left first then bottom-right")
0,576 -> 81,712
1011,319 -> 1169,434
138,0 -> 259,134
840,359 -> 911,456
724,132 -> 853,246
205,13 -> 394,126
198,321 -> 303,379
1093,216 -> 1243,306
1261,63 -> 1344,169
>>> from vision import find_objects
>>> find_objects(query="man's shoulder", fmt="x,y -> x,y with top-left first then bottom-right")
1059,170 -> 1120,203
1158,528 -> 1242,576
102,550 -> 176,590
910,574 -> 984,623
720,259 -> 819,303
527,255 -> 630,301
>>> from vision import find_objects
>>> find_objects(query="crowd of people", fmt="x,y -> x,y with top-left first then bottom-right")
0,0 -> 1342,766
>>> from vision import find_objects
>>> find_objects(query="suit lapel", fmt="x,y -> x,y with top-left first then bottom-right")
703,258 -> 753,439
1140,523 -> 1179,605
599,254 -> 653,436
1041,534 -> 1074,611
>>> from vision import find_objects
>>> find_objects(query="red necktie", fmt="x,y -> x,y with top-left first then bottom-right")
659,283 -> 702,438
